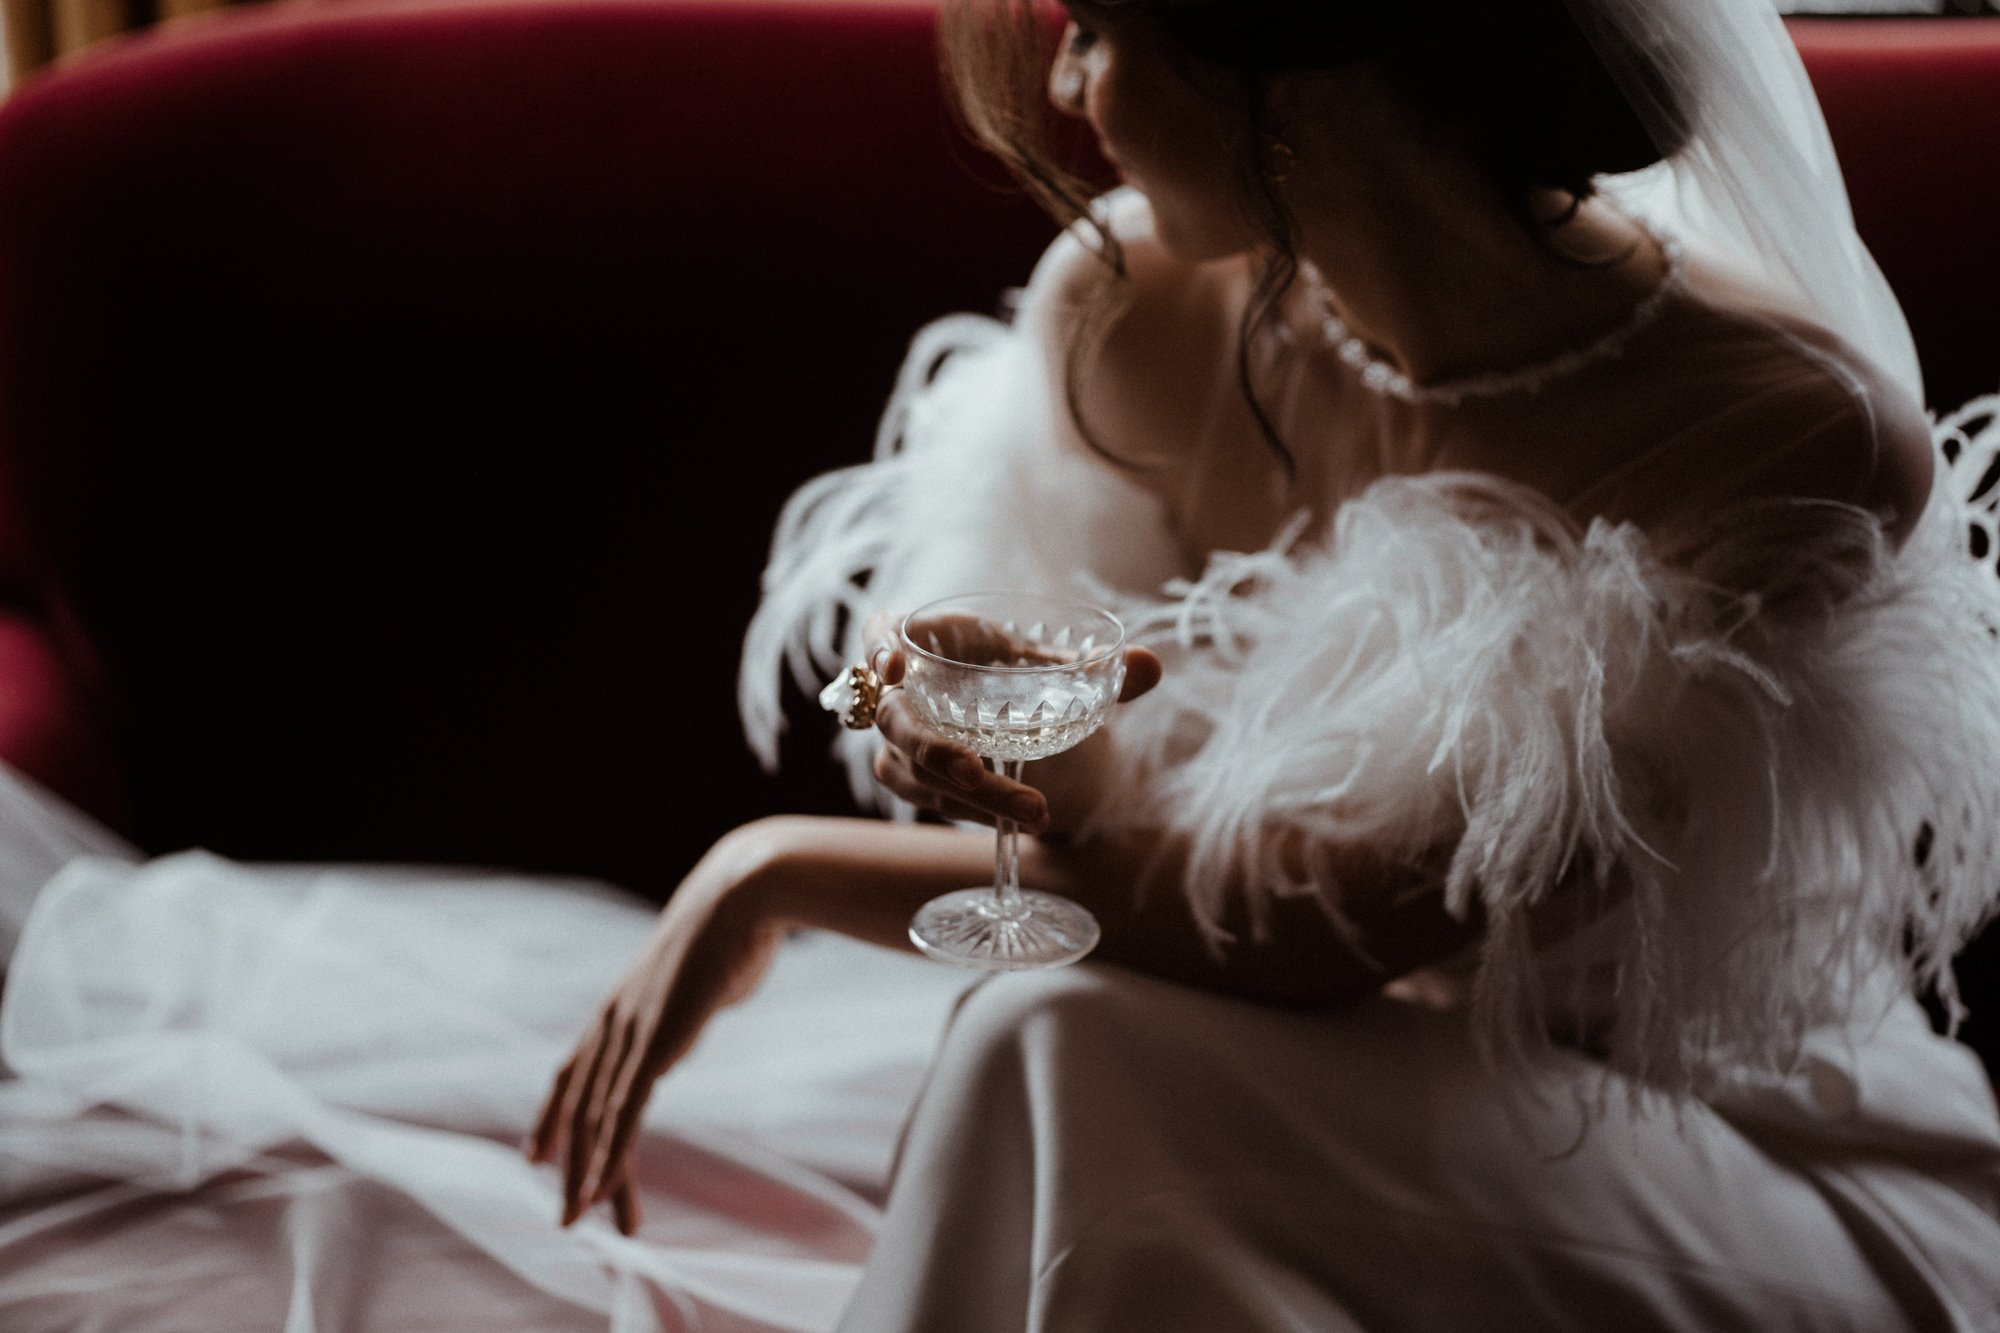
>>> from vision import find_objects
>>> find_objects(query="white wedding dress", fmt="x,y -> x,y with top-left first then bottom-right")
741,189 -> 2000,1328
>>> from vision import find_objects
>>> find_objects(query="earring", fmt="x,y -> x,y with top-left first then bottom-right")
1051,65 -> 1086,112
1262,136 -> 1297,187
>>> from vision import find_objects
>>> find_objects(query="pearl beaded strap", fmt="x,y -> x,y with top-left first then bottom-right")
1297,236 -> 1688,409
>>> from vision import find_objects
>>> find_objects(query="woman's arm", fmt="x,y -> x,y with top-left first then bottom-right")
526,811 -> 1478,1233
750,814 -> 1478,1008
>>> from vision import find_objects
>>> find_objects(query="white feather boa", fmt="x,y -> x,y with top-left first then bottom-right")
740,301 -> 2000,1099
1102,441 -> 2000,1098
738,307 -> 1183,807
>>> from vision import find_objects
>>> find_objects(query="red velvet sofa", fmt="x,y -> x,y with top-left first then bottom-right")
0,1 -> 1993,1066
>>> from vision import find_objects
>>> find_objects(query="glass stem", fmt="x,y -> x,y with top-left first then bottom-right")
993,757 -> 1025,915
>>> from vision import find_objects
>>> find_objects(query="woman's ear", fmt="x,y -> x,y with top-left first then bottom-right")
1253,73 -> 1329,199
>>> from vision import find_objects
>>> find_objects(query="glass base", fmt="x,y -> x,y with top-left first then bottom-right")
909,888 -> 1101,972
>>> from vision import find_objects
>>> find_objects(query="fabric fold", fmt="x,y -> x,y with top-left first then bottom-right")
0,850 -> 974,1331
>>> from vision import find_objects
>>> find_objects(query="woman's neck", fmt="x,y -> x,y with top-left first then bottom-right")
1280,84 -> 1667,389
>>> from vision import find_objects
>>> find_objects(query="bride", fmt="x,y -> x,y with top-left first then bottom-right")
534,0 -> 2000,1325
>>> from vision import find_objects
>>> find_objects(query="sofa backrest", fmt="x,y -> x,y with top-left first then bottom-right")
0,0 -> 1060,896
1791,16 -> 2000,416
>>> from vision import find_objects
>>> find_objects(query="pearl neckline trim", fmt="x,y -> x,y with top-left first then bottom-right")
1296,236 -> 1688,409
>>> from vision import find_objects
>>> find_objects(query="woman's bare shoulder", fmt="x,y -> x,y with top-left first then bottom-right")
1735,336 -> 1933,547
1701,296 -> 1932,547
1585,263 -> 1934,547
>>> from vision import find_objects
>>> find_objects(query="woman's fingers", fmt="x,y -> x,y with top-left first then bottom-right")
861,610 -> 906,686
1118,646 -> 1163,702
584,1016 -> 680,1200
903,611 -> 1073,667
870,608 -> 1074,687
875,754 -> 1018,827
533,1028 -> 660,1231
874,689 -> 987,790
525,1055 -> 576,1164
871,730 -> 1047,831
529,828 -> 791,1234
585,1044 -> 662,1211
543,1004 -> 697,1228
612,1177 -> 642,1236
866,606 -> 1147,706
562,1012 -> 632,1225
549,1020 -> 608,1188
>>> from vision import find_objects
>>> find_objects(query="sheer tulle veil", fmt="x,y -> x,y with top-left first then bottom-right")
1575,0 -> 1925,404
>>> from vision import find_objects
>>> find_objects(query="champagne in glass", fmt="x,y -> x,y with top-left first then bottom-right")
900,592 -> 1125,971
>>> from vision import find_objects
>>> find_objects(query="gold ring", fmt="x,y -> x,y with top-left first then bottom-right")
818,662 -> 884,731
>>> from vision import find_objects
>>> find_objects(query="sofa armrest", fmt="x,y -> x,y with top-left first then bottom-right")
0,606 -> 125,833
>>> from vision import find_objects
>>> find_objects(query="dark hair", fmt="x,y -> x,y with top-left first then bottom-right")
939,0 -> 1689,473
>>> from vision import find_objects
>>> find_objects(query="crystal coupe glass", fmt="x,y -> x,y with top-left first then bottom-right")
900,592 -> 1126,971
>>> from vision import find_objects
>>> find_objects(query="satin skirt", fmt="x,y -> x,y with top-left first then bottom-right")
845,964 -> 2000,1332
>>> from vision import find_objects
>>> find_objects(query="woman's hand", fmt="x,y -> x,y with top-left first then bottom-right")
861,609 -> 1162,835
524,827 -> 784,1234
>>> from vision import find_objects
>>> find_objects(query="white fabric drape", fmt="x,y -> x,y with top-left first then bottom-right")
0,814 -> 975,1331
841,965 -> 2000,1331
